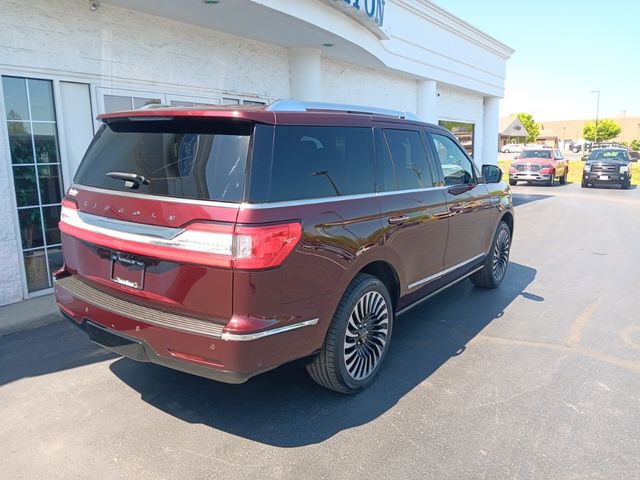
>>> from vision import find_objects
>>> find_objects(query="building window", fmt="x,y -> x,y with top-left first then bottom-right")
103,94 -> 162,112
3,76 -> 64,292
438,120 -> 475,157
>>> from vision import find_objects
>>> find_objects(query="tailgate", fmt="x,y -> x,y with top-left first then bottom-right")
60,187 -> 239,322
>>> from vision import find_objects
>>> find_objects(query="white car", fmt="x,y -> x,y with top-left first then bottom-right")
501,143 -> 525,154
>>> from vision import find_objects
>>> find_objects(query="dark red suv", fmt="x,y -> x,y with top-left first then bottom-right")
55,101 -> 514,393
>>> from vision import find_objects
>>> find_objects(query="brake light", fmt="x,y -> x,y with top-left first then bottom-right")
233,223 -> 302,269
59,199 -> 302,270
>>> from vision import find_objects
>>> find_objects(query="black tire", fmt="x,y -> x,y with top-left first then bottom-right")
560,171 -> 567,185
581,179 -> 588,188
622,180 -> 630,190
504,149 -> 510,154
307,273 -> 393,394
509,179 -> 517,186
470,221 -> 511,289
546,170 -> 555,186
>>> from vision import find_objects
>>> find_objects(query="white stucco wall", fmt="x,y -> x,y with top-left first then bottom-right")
437,85 -> 485,166
0,160 -> 23,305
321,58 -> 418,112
0,0 -> 292,100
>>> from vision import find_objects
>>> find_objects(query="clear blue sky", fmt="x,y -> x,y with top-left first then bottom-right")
436,1 -> 640,121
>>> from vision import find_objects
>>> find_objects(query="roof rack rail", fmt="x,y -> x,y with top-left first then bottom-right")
266,99 -> 419,121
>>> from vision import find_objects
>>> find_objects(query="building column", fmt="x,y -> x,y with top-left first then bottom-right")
482,96 -> 500,165
417,79 -> 437,124
289,47 -> 321,102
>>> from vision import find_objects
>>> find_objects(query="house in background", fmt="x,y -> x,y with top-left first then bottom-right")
536,127 -> 559,148
499,116 -> 528,147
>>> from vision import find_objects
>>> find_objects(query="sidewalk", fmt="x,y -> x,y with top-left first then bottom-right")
0,294 -> 61,336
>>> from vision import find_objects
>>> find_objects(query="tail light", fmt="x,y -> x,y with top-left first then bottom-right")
59,199 -> 302,270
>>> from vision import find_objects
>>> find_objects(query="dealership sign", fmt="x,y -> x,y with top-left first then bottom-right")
322,0 -> 388,39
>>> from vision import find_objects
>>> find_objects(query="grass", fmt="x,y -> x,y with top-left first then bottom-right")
497,160 -> 640,186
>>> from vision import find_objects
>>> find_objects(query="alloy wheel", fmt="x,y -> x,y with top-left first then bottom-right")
343,291 -> 390,381
492,227 -> 510,283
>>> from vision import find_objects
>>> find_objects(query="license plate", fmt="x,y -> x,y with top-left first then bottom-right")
111,253 -> 145,289
599,175 -> 609,180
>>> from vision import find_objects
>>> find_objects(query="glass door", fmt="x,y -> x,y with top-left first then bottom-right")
3,76 -> 65,293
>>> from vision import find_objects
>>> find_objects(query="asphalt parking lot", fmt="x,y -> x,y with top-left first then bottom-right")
1,181 -> 639,480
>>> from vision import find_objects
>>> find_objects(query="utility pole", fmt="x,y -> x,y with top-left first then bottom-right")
590,90 -> 600,144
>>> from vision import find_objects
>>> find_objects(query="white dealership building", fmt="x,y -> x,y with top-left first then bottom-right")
0,0 -> 513,305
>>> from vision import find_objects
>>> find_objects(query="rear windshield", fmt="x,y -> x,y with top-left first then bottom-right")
74,118 -> 251,202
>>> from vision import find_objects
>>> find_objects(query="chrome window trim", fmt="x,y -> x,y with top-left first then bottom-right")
71,184 -> 241,209
220,318 -> 320,341
241,186 -> 447,210
71,184 -> 448,210
408,253 -> 485,290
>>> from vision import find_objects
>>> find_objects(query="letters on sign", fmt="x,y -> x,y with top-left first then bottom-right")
342,0 -> 385,27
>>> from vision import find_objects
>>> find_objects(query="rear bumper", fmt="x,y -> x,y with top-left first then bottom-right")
62,314 -> 253,383
55,276 -> 322,383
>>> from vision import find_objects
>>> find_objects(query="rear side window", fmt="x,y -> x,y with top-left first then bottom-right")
74,118 -> 251,202
268,126 -> 374,202
383,129 -> 433,190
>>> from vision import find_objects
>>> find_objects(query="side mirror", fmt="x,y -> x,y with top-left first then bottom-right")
482,164 -> 503,183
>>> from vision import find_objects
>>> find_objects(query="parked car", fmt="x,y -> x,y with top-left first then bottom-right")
582,148 -> 632,189
569,140 -> 594,153
501,143 -> 525,154
54,100 -> 513,394
509,148 -> 569,186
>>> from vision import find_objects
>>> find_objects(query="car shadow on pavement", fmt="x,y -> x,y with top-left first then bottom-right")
511,193 -> 553,207
109,261 -> 537,448
0,320 -> 117,386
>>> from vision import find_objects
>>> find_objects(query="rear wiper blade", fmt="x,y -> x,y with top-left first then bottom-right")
106,171 -> 150,189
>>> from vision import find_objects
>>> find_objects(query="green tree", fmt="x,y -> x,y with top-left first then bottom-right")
515,113 -> 540,143
630,139 -> 640,151
582,119 -> 622,142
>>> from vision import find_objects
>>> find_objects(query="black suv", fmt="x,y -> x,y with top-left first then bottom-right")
582,148 -> 632,189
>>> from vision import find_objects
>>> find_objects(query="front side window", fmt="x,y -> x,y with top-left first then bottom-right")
269,126 -> 374,202
382,129 -> 433,190
430,133 -> 475,186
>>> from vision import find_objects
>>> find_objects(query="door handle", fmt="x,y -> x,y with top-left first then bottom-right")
388,215 -> 409,225
449,204 -> 465,213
